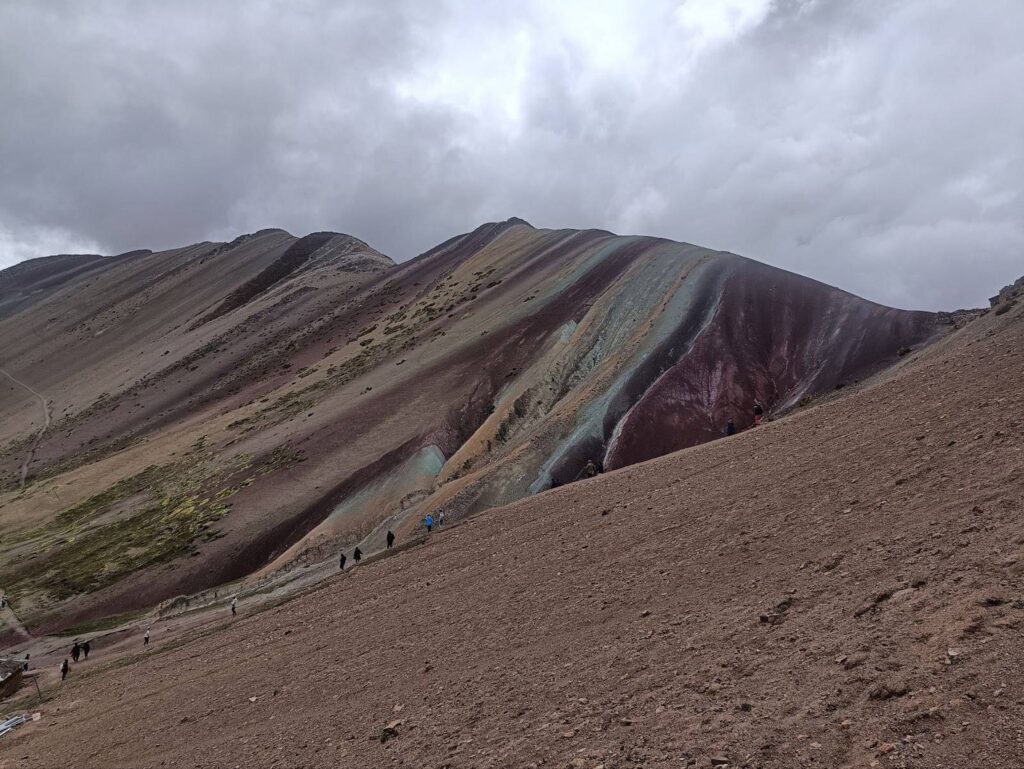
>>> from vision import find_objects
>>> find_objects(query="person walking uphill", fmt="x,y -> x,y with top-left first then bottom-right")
143,628 -> 150,646
386,530 -> 395,549
60,659 -> 69,682
82,640 -> 90,660
753,401 -> 764,426
425,514 -> 434,533
726,418 -> 736,436
353,546 -> 362,564
70,641 -> 80,663
231,596 -> 237,616
339,552 -> 347,570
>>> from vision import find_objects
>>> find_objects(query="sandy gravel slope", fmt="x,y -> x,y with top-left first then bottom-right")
3,297 -> 1022,768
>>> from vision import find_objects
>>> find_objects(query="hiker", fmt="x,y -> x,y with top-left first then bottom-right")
353,546 -> 362,563
339,552 -> 347,570
583,459 -> 598,478
0,595 -> 5,609
386,530 -> 395,549
425,514 -> 434,533
22,653 -> 29,672
753,401 -> 764,426
726,418 -> 736,436
438,510 -> 446,527
82,640 -> 90,660
60,659 -> 69,681
144,628 -> 150,646
71,641 -> 81,663
231,596 -> 238,616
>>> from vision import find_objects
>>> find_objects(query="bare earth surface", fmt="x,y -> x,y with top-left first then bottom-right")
1,285 -> 1020,767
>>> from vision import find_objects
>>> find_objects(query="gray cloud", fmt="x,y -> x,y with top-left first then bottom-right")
1,0 -> 1021,310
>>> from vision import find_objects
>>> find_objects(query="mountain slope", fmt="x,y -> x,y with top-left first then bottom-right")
8,274 -> 1023,769
0,221 -> 946,631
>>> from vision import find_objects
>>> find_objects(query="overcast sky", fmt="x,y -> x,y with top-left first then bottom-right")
1,0 -> 1022,310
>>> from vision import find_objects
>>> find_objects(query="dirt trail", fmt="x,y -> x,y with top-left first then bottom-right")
0,596 -> 31,644
0,367 -> 51,487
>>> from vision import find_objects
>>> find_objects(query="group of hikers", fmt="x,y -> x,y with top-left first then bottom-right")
726,400 -> 764,436
339,510 -> 449,570
59,639 -> 92,681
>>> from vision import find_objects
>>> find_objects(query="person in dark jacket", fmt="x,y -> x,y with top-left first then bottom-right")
726,418 -> 736,436
339,552 -> 347,570
82,640 -> 90,660
71,641 -> 80,663
353,546 -> 362,563
60,659 -> 69,681
583,459 -> 598,478
386,530 -> 395,549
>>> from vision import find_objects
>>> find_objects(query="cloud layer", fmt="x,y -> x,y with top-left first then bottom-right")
1,0 -> 1022,309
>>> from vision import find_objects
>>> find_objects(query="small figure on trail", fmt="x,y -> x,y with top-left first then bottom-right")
22,653 -> 29,671
353,546 -> 362,563
339,552 -> 347,570
726,418 -> 736,436
425,514 -> 434,533
60,659 -> 69,681
583,459 -> 598,478
438,511 -> 446,527
0,595 -> 5,609
71,641 -> 81,663
144,628 -> 150,646
753,401 -> 764,426
386,530 -> 395,549
82,640 -> 90,660
231,596 -> 238,616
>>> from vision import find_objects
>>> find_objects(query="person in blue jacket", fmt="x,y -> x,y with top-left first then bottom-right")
425,514 -> 434,533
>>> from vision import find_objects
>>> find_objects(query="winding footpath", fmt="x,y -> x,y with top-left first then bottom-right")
0,366 -> 51,488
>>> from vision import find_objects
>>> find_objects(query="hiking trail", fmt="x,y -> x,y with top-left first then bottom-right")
0,366 -> 52,487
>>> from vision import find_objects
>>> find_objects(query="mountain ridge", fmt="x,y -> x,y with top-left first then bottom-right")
0,221 -> 950,633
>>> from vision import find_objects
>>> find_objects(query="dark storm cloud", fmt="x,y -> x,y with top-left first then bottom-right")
1,0 -> 1021,310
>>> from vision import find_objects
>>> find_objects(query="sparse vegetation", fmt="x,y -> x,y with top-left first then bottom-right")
227,391 -> 315,431
0,439 -> 301,607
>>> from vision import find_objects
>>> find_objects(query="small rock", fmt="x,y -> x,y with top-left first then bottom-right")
640,609 -> 651,617
248,696 -> 257,703
869,681 -> 910,700
710,756 -> 730,767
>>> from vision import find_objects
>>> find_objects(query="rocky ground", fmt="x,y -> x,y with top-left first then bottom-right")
2,291 -> 1022,768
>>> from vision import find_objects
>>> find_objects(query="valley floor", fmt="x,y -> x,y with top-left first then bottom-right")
2,304 -> 1023,769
